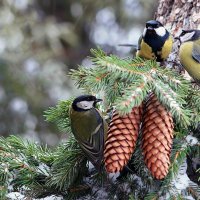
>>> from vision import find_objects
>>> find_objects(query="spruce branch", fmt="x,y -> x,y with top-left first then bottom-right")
69,49 -> 196,130
188,88 -> 200,113
2,48 -> 199,199
0,136 -> 53,199
142,139 -> 191,199
160,139 -> 189,192
44,99 -> 73,134
187,181 -> 200,200
69,66 -> 106,94
153,67 -> 190,92
90,47 -> 107,58
129,132 -> 154,189
0,135 -> 89,199
186,88 -> 200,128
67,48 -> 199,197
46,136 -> 87,191
69,67 -> 90,89
114,80 -> 149,115
144,192 -> 158,200
152,79 -> 191,129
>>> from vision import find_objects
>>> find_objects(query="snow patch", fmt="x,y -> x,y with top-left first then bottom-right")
185,135 -> 199,146
7,192 -> 63,200
170,159 -> 190,195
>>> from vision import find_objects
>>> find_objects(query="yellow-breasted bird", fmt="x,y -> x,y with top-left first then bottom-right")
136,20 -> 173,62
70,95 -> 107,170
178,29 -> 200,83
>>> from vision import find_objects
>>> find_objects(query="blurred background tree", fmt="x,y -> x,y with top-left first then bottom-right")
0,0 -> 158,145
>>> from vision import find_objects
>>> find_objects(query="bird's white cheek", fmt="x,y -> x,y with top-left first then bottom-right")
77,101 -> 94,109
155,27 -> 166,37
180,32 -> 195,43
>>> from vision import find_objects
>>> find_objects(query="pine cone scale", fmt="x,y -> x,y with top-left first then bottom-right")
104,105 -> 143,173
142,93 -> 174,180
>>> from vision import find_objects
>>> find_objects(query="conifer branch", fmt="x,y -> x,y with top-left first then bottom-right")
69,49 -> 196,130
129,133 -> 153,188
0,135 -> 88,199
186,88 -> 200,127
143,139 -> 190,199
144,193 -> 158,200
163,139 -> 189,185
46,137 -> 87,191
44,99 -> 73,134
114,80 -> 149,115
153,68 -> 190,92
0,136 -> 53,199
1,48 -> 200,199
152,79 -> 191,129
187,182 -> 200,200
69,67 -> 90,89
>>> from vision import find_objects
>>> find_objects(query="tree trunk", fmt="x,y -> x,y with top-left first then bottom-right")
155,0 -> 200,63
155,0 -> 200,31
155,0 -> 200,185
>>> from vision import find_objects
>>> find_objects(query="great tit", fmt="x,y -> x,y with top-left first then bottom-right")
70,95 -> 107,170
178,29 -> 200,83
136,20 -> 173,62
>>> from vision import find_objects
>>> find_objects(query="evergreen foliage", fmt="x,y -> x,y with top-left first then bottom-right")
0,48 -> 199,199
44,99 -> 73,134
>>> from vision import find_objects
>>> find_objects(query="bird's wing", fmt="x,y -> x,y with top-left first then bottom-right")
192,41 -> 200,63
74,109 -> 106,170
137,35 -> 143,50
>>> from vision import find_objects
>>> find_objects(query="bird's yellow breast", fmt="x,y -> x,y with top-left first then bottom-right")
136,40 -> 156,60
136,36 -> 173,61
179,42 -> 200,81
160,35 -> 173,60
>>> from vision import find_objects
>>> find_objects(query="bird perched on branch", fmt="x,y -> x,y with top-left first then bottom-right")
70,95 -> 107,170
177,29 -> 200,83
136,20 -> 173,62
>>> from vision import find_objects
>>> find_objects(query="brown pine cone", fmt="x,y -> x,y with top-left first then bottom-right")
104,105 -> 143,173
142,93 -> 174,179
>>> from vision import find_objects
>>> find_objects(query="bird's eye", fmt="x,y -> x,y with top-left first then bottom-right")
181,30 -> 186,36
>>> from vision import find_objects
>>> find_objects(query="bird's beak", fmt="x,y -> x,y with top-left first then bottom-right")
147,27 -> 154,30
95,98 -> 103,103
174,36 -> 180,41
147,27 -> 155,34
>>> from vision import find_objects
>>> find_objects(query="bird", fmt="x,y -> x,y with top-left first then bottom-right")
70,95 -> 108,170
136,20 -> 173,62
177,29 -> 200,83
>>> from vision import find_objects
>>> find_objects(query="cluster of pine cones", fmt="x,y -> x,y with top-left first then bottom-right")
104,93 -> 174,180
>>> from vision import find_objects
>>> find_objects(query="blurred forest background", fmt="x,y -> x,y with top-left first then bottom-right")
0,0 -> 158,145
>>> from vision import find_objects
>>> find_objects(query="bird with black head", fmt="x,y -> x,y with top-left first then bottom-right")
136,20 -> 173,62
70,95 -> 108,170
177,29 -> 200,83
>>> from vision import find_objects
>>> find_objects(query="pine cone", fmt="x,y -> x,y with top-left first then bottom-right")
104,105 -> 143,173
142,93 -> 174,179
